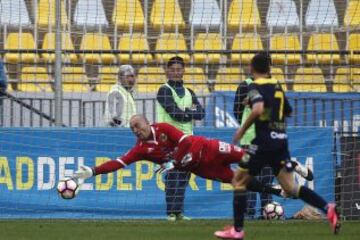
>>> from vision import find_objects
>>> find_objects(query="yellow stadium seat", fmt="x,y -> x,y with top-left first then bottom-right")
42,33 -> 77,63
270,34 -> 301,64
112,0 -> 144,30
37,0 -> 68,27
231,33 -> 263,63
344,1 -> 360,27
62,67 -> 90,92
271,68 -> 287,91
4,33 -> 39,63
294,68 -> 327,92
183,67 -> 208,94
19,67 -> 52,92
118,33 -> 153,64
215,68 -> 244,91
155,33 -> 190,63
351,68 -> 360,92
307,33 -> 340,64
137,67 -> 166,92
97,67 -> 119,92
228,0 -> 261,30
150,0 -> 185,30
348,34 -> 360,63
194,33 -> 222,64
334,68 -> 352,92
80,33 -> 115,64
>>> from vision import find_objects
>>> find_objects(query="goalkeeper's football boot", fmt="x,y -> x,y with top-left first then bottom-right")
292,160 -> 314,181
214,226 -> 245,239
327,203 -> 341,234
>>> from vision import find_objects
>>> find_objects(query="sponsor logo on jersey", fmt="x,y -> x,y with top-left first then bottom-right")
270,131 -> 288,139
159,133 -> 168,142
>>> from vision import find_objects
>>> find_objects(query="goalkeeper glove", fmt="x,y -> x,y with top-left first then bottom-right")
73,165 -> 94,180
155,161 -> 175,174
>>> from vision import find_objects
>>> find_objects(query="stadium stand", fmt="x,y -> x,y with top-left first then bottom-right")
137,67 -> 166,92
305,0 -> 339,29
37,0 -> 68,27
215,68 -> 244,91
0,0 -> 31,27
96,67 -> 119,92
293,67 -> 327,92
193,33 -> 222,64
306,33 -> 341,64
42,32 -> 77,63
270,34 -> 301,64
231,33 -> 264,64
348,34 -> 360,64
80,33 -> 115,64
118,33 -> 153,64
19,67 -> 52,92
189,0 -> 221,30
150,0 -> 185,31
155,33 -> 190,63
112,0 -> 145,31
228,0 -> 261,30
183,67 -> 208,94
73,0 -> 109,28
344,0 -> 360,27
266,0 -> 299,30
334,68 -> 353,92
62,67 -> 90,92
4,33 -> 39,63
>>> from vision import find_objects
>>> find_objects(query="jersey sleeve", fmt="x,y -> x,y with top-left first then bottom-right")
248,83 -> 264,107
119,145 -> 144,166
157,123 -> 187,143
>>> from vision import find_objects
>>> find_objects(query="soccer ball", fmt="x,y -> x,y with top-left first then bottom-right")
263,202 -> 284,220
57,178 -> 79,200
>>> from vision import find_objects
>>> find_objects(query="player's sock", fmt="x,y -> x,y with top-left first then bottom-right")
298,186 -> 327,214
233,189 -> 246,232
247,178 -> 282,196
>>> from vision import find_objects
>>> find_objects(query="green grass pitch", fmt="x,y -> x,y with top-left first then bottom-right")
1,220 -> 359,240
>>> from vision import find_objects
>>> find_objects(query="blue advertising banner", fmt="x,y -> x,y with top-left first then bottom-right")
0,127 -> 334,219
205,92 -> 360,132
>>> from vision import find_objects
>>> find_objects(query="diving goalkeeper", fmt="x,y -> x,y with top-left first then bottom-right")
72,115 -> 308,195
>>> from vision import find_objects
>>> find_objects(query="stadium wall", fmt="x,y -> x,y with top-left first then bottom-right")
0,127 -> 334,219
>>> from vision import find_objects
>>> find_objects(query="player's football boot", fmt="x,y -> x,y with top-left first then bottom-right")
214,226 -> 245,239
167,214 -> 177,222
177,213 -> 191,221
327,203 -> 341,234
293,160 -> 314,181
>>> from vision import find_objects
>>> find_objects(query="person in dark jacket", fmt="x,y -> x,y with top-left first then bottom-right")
156,56 -> 205,221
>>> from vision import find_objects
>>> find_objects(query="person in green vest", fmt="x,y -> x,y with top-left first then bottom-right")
103,65 -> 137,127
233,76 -> 274,218
157,56 -> 205,221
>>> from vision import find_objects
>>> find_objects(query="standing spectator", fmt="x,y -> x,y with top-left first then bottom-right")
103,65 -> 137,127
233,75 -> 274,218
156,56 -> 205,221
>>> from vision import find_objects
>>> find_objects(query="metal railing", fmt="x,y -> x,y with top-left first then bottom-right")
0,94 -> 358,130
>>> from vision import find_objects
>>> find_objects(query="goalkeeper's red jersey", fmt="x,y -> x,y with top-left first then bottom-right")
94,123 -> 201,174
94,122 -> 244,183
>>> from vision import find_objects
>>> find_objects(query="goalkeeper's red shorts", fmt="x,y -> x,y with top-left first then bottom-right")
191,139 -> 245,183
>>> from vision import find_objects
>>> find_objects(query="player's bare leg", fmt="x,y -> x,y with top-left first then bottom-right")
277,168 -> 341,234
214,169 -> 251,240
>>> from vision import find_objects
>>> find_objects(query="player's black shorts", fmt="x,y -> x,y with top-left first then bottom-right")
239,144 -> 291,176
